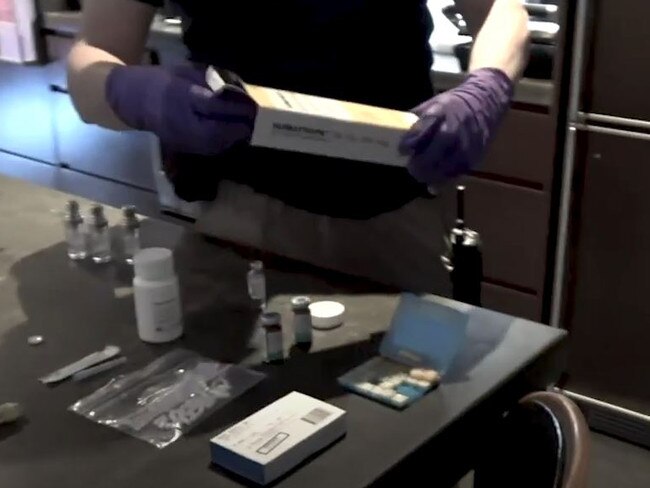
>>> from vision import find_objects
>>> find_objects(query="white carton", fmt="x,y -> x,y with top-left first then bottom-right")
210,391 -> 346,485
206,67 -> 418,166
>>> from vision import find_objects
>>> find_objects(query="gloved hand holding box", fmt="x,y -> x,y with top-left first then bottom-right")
206,66 -> 418,167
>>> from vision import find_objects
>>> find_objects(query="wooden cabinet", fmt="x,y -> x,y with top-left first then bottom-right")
567,131 -> 650,412
583,0 -> 650,119
466,178 -> 550,292
0,62 -> 56,164
478,109 -> 555,190
444,107 -> 556,321
482,283 -> 541,321
443,177 -> 550,292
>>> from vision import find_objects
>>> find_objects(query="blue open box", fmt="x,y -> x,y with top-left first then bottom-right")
338,293 -> 470,409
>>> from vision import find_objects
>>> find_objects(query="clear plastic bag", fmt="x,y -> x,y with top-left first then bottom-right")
69,349 -> 265,448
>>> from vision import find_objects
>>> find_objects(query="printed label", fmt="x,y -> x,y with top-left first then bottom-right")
153,297 -> 182,333
301,408 -> 332,425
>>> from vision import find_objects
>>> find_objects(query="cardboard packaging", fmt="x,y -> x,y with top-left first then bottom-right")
210,391 -> 346,485
206,67 -> 418,166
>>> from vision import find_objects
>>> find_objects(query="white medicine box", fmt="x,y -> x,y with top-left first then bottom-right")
206,67 -> 418,167
210,391 -> 347,485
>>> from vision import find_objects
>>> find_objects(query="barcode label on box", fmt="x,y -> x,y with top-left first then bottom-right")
257,432 -> 290,455
301,408 -> 332,425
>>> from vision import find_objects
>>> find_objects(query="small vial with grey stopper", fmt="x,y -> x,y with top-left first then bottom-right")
291,296 -> 313,350
63,200 -> 86,260
122,205 -> 140,265
247,261 -> 267,309
260,312 -> 284,363
88,204 -> 112,264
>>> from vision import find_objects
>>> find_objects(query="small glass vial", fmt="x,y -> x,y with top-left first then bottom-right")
122,205 -> 140,265
247,260 -> 267,309
291,296 -> 313,349
260,312 -> 284,363
88,204 -> 112,264
63,200 -> 87,260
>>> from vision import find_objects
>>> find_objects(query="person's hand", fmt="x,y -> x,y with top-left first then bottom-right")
399,68 -> 514,185
106,64 -> 257,155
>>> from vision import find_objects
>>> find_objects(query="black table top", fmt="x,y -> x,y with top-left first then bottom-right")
0,177 -> 566,488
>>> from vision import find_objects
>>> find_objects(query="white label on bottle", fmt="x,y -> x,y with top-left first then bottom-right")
134,279 -> 183,343
152,297 -> 182,333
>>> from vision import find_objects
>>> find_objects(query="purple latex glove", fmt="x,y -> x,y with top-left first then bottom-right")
400,68 -> 514,185
106,64 -> 257,155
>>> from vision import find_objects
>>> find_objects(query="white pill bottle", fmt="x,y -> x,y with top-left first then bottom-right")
133,248 -> 183,343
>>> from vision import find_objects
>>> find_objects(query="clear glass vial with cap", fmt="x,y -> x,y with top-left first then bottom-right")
63,200 -> 87,260
88,204 -> 112,263
291,296 -> 313,348
247,260 -> 267,308
133,248 -> 183,343
121,205 -> 140,265
260,312 -> 284,363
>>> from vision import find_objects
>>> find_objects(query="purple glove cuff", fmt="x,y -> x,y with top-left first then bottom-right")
106,65 -> 158,131
450,67 -> 515,135
462,68 -> 515,107
401,67 -> 515,184
105,64 -> 256,156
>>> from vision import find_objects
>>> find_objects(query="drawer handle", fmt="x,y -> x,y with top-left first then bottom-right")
49,84 -> 69,94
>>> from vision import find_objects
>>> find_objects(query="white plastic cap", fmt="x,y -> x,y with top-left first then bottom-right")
291,296 -> 311,311
133,248 -> 176,282
309,301 -> 345,330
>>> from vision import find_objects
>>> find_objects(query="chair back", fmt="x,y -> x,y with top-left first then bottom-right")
474,391 -> 590,488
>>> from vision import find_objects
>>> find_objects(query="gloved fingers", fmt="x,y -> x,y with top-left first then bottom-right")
406,118 -> 469,183
399,105 -> 447,155
406,136 -> 450,183
170,65 -> 257,120
162,117 -> 253,156
437,138 -> 466,178
408,157 -> 445,184
441,123 -> 481,178
411,90 -> 457,116
217,85 -> 258,111
411,94 -> 444,117
199,119 -> 255,155
189,85 -> 258,123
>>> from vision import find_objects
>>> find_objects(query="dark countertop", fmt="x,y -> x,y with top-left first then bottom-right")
0,175 -> 566,487
41,11 -> 554,107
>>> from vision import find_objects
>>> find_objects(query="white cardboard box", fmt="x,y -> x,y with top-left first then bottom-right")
210,391 -> 346,485
206,67 -> 418,167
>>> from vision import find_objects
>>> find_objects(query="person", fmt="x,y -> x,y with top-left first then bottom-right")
68,0 -> 529,292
